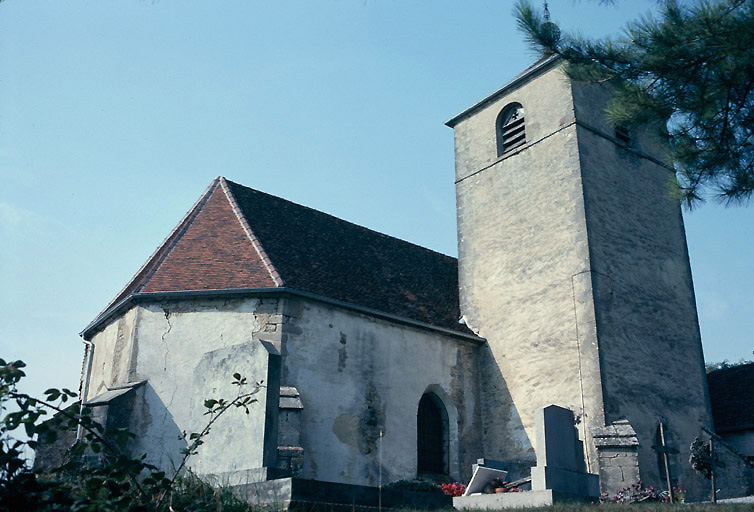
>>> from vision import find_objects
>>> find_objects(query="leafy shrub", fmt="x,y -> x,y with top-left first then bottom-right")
0,357 -> 262,511
384,479 -> 444,494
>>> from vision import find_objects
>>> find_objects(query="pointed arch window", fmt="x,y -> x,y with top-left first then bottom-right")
497,103 -> 526,156
417,393 -> 449,475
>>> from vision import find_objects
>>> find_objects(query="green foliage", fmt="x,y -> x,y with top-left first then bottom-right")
166,472 -> 265,512
0,357 -> 262,511
514,1 -> 562,55
705,356 -> 754,372
384,479 -> 445,494
515,0 -> 754,208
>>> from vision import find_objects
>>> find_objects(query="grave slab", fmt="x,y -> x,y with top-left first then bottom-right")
453,489 -> 595,510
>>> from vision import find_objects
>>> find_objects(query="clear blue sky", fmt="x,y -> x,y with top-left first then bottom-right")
1,1 -> 752,403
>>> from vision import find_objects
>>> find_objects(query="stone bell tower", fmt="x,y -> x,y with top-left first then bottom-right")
446,56 -> 713,498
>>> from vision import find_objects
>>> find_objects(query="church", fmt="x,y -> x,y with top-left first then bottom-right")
71,56 -> 742,502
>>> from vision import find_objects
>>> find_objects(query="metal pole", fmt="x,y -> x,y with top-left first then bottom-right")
710,437 -> 716,503
378,429 -> 383,512
659,423 -> 674,503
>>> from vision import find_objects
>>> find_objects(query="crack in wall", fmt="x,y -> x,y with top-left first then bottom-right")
161,308 -> 172,372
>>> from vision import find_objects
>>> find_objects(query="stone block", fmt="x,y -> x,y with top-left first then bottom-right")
276,446 -> 304,477
279,386 -> 303,408
531,466 -> 600,497
598,466 -> 629,492
591,420 -> 641,495
530,405 -> 599,498
600,450 -> 636,467
454,489 -> 595,510
535,405 -> 583,472
592,420 -> 639,448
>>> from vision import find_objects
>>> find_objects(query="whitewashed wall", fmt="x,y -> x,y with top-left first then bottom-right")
279,297 -> 483,486
85,297 -> 281,481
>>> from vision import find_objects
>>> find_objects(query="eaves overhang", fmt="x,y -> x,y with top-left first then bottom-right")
445,54 -> 560,128
80,288 -> 485,344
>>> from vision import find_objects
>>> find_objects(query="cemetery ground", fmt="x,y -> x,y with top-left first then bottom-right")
390,506 -> 754,512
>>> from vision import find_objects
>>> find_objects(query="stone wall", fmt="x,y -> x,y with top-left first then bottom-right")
279,297 -> 484,487
452,60 -> 605,469
85,297 -> 283,482
83,294 -> 483,489
450,59 -> 712,499
705,431 -> 754,500
573,78 -> 713,499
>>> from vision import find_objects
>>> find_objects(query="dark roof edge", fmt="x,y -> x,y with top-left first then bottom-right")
80,288 -> 485,344
715,423 -> 754,434
445,55 -> 560,128
223,178 -> 458,263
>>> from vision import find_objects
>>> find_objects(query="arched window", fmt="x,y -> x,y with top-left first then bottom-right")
417,393 -> 449,475
496,103 -> 526,156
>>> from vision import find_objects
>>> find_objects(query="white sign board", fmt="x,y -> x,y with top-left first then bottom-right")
463,466 -> 508,496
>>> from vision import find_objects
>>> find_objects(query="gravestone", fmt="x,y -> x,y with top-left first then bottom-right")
530,405 -> 600,498
455,405 -> 599,509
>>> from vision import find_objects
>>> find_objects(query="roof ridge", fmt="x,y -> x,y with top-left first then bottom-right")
94,178 -> 221,316
223,178 -> 457,262
219,177 -> 284,287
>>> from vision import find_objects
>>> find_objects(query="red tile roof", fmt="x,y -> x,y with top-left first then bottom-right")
96,177 -> 471,334
707,362 -> 754,433
142,184 -> 279,293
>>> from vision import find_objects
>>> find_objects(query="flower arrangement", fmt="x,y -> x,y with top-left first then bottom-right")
672,484 -> 686,503
690,437 -> 713,478
599,481 -> 667,503
439,482 -> 466,497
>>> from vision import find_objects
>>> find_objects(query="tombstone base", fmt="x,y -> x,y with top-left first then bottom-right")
531,466 -> 600,497
229,477 -> 452,510
453,489 -> 596,510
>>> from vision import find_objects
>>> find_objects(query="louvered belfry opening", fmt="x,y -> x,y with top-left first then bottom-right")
497,103 -> 526,156
417,393 -> 448,475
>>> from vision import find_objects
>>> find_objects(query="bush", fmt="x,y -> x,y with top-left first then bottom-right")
0,357 -> 262,511
384,479 -> 445,494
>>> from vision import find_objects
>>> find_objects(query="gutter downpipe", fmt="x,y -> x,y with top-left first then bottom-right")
77,338 -> 94,441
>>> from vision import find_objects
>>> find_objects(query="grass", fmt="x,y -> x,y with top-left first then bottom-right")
391,506 -> 754,512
